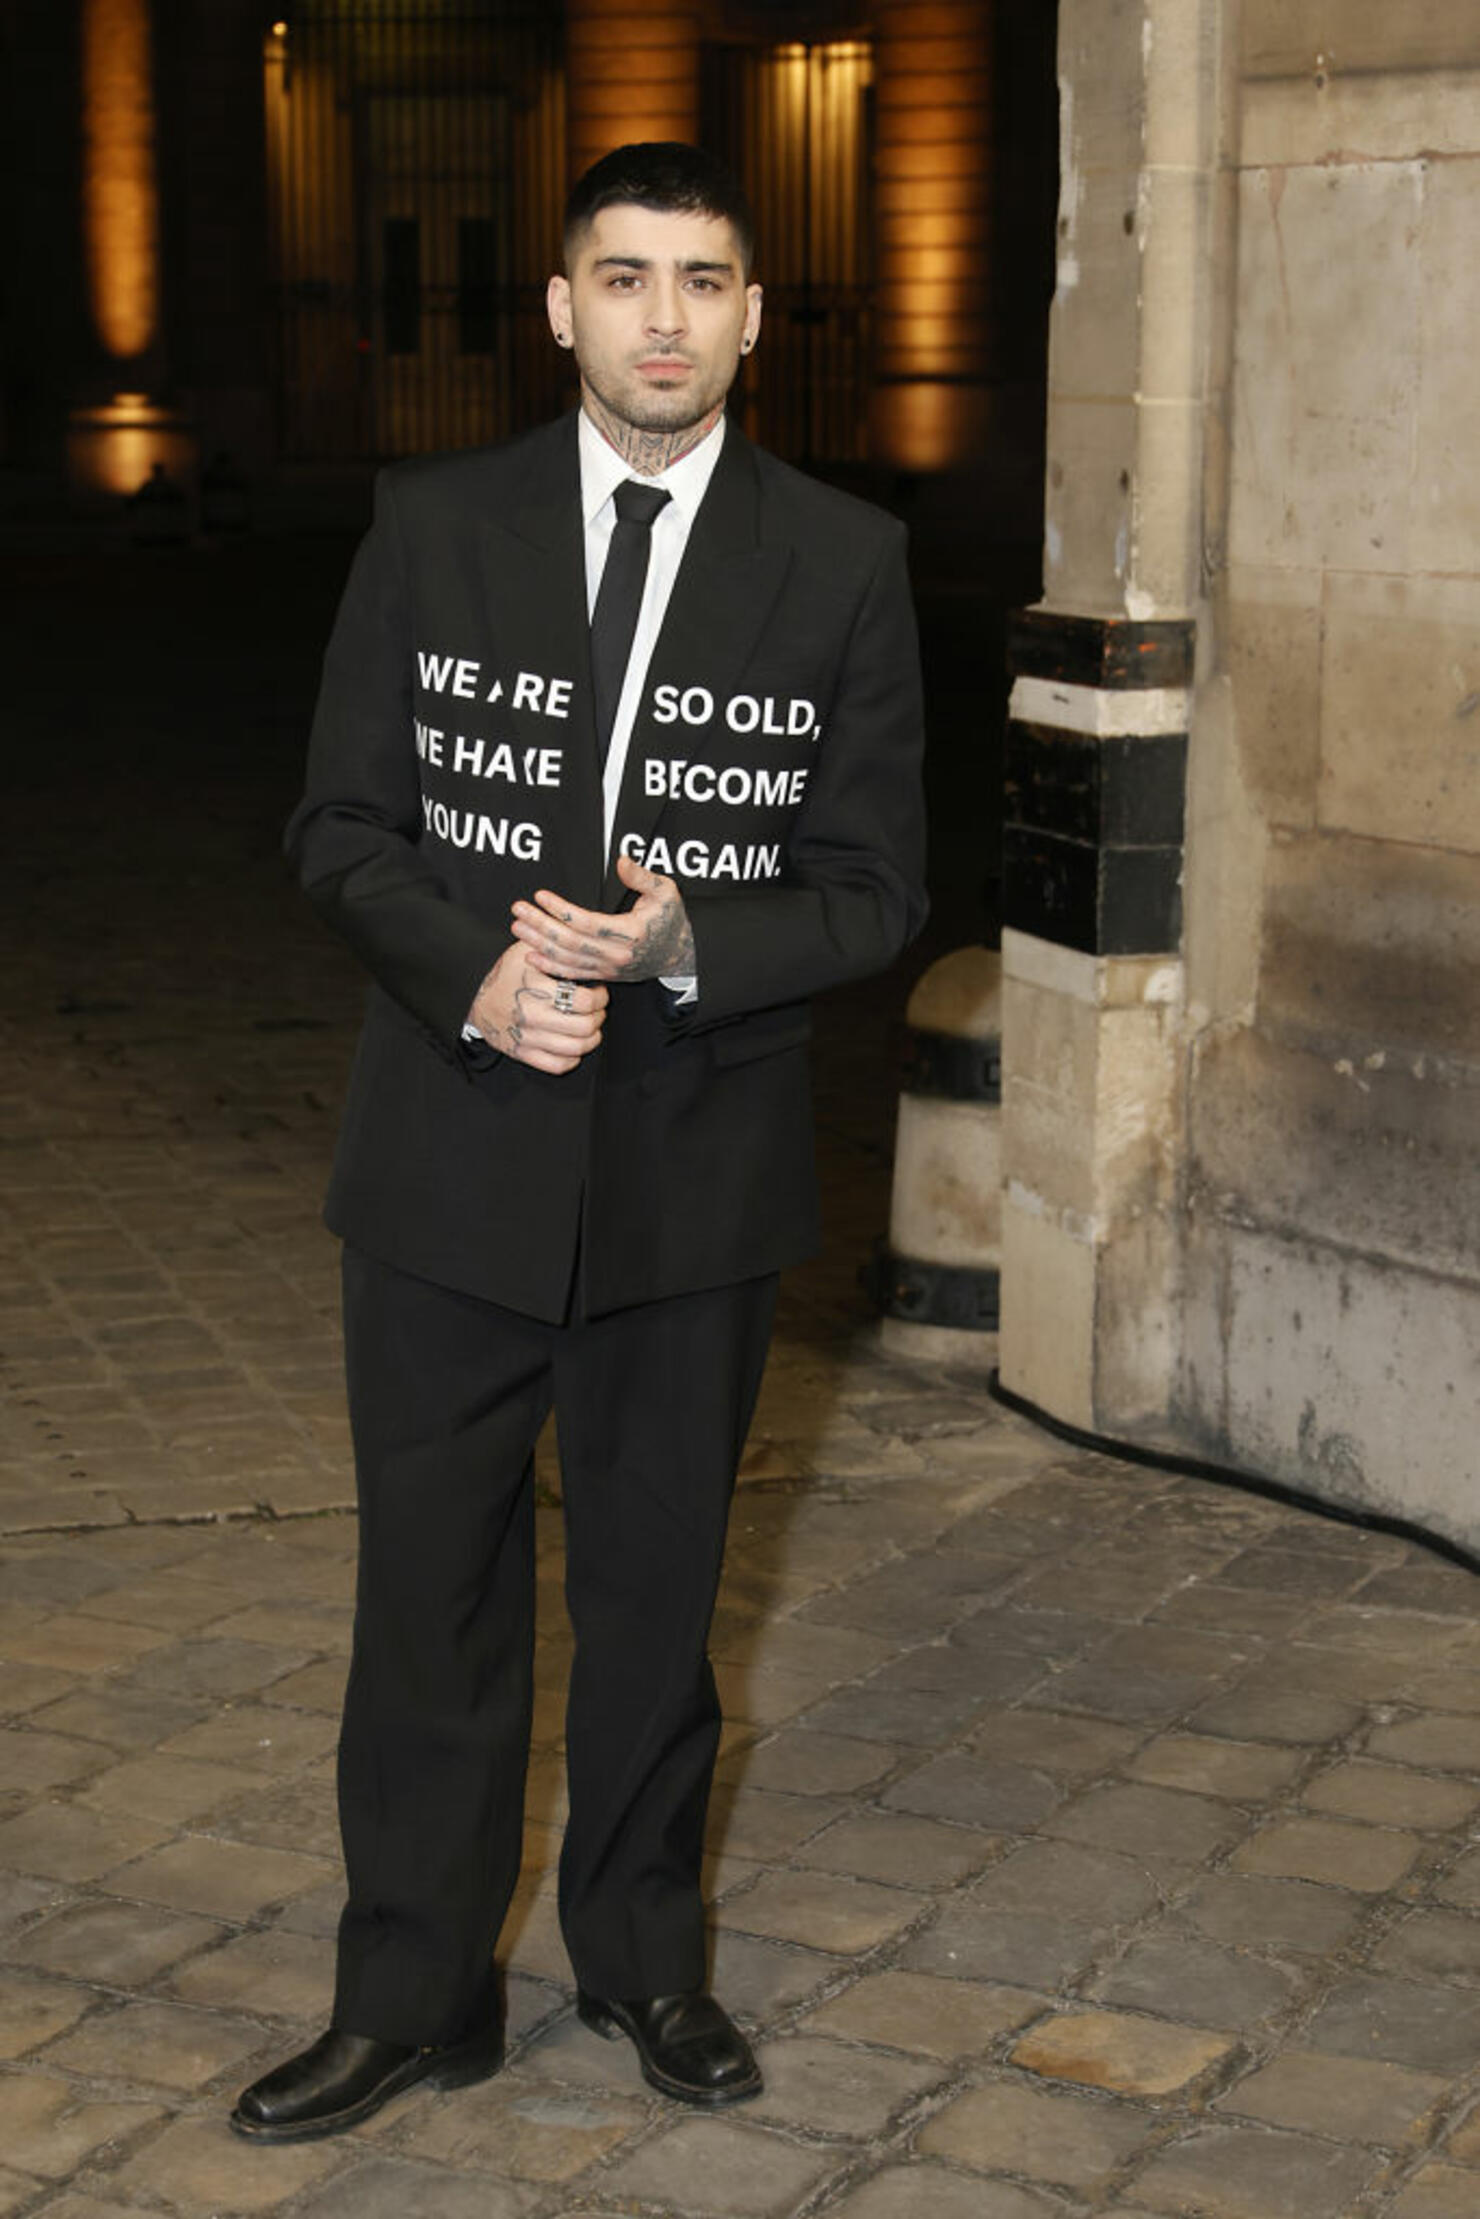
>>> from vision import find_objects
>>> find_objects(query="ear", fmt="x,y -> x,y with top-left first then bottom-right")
741,282 -> 763,356
546,272 -> 573,349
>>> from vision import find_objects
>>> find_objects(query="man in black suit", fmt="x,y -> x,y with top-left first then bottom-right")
232,142 -> 926,2142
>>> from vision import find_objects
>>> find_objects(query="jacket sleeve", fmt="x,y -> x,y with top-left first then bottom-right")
283,472 -> 501,1048
679,520 -> 928,1026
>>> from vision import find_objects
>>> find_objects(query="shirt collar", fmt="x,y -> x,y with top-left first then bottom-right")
578,407 -> 727,530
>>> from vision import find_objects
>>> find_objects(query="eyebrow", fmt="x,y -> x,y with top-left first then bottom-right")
592,255 -> 736,276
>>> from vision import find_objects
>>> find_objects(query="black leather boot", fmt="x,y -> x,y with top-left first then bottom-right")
230,2024 -> 504,2143
577,1990 -> 761,2105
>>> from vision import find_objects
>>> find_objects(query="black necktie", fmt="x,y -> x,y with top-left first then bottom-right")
590,479 -> 671,768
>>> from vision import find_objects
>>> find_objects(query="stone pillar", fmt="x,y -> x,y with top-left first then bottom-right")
998,0 -> 1223,1437
870,0 -> 995,470
564,0 -> 701,185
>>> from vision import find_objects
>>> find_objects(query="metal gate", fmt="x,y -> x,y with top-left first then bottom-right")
264,1 -> 566,460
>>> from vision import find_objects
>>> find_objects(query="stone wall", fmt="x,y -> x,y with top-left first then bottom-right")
1180,0 -> 1480,1545
1000,0 -> 1480,1552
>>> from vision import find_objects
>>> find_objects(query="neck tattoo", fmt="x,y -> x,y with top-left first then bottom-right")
584,389 -> 724,476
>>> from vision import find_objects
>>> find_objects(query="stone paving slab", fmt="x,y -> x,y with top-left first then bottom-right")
4,541 -> 1480,2216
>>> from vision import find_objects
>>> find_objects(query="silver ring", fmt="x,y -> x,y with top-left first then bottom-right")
553,981 -> 575,1014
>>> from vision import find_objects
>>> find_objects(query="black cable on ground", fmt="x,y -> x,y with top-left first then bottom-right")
987,1370 -> 1480,1579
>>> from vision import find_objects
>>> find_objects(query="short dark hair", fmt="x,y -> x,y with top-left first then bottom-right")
564,142 -> 756,276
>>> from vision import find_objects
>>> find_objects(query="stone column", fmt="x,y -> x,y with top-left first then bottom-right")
870,0 -> 995,470
998,0 -> 1225,1436
564,0 -> 701,185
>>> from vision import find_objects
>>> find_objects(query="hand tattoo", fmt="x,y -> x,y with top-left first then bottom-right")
622,896 -> 696,978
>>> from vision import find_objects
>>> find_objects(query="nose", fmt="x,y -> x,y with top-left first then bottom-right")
646,273 -> 687,341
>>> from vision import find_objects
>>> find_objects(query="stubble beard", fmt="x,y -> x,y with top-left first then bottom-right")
579,356 -> 735,473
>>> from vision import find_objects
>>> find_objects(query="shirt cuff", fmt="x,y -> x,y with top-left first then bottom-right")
661,975 -> 698,1006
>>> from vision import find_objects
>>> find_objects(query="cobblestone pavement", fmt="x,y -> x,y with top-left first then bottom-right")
3,541 -> 1480,2219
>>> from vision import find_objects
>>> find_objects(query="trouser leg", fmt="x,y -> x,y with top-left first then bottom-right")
553,1274 -> 778,1998
333,1246 -> 552,2045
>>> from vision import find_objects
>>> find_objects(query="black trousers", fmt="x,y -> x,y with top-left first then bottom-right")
332,1243 -> 777,2046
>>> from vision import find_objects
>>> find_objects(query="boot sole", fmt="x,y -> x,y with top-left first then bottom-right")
229,2030 -> 504,2144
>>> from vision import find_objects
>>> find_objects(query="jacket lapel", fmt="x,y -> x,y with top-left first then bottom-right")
602,426 -> 792,903
475,414 -> 605,906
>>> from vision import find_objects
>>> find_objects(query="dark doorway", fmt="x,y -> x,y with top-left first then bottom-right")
264,1 -> 565,460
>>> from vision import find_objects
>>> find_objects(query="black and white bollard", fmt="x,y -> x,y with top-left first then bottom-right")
871,947 -> 1001,1367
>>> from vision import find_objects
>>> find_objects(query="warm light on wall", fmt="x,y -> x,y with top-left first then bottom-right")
82,0 -> 160,362
68,393 -> 194,501
565,0 -> 700,179
871,0 -> 994,465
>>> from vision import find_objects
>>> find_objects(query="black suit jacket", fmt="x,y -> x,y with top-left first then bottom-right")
288,413 -> 927,1319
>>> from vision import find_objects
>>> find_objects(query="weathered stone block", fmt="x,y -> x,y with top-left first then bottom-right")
1130,2119 -> 1376,2217
601,2117 -> 841,2218
1046,1781 -> 1250,1865
1095,1208 -> 1181,1429
1192,1221 -> 1480,1550
999,1196 -> 1096,1430
1144,0 -> 1222,170
1366,1713 -> 1480,1772
917,2075 -> 1153,2187
1242,68 -> 1480,165
747,2035 -> 943,2140
801,1970 -> 1042,2058
44,1996 -> 264,2091
1189,1027 -> 1480,1287
825,2166 -> 1057,2219
1180,1872 -> 1365,1956
1303,1972 -> 1480,2072
0,2073 -> 164,2183
1217,2049 -> 1449,2144
1414,155 -> 1480,574
1390,2163 -> 1480,2219
1011,2008 -> 1233,2095
9,1899 -> 219,1988
1050,168 -> 1144,404
1241,0 -> 1480,77
795,1812 -> 994,1891
1232,1816 -> 1422,1893
1057,0 -> 1149,174
1319,571 -> 1480,853
715,1870 -> 929,1956
1223,564 -> 1322,827
1130,396 -> 1205,616
1138,169 -> 1212,405
1371,1907 -> 1480,1988
1302,1759 -> 1479,1831
1229,164 -> 1423,574
1042,396 -> 1138,615
1128,1733 -> 1305,1801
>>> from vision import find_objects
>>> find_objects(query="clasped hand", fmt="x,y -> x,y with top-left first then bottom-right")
468,855 -> 694,1075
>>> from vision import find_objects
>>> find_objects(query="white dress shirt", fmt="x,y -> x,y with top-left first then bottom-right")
578,407 -> 725,855
465,409 -> 720,1038
579,407 -> 724,999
